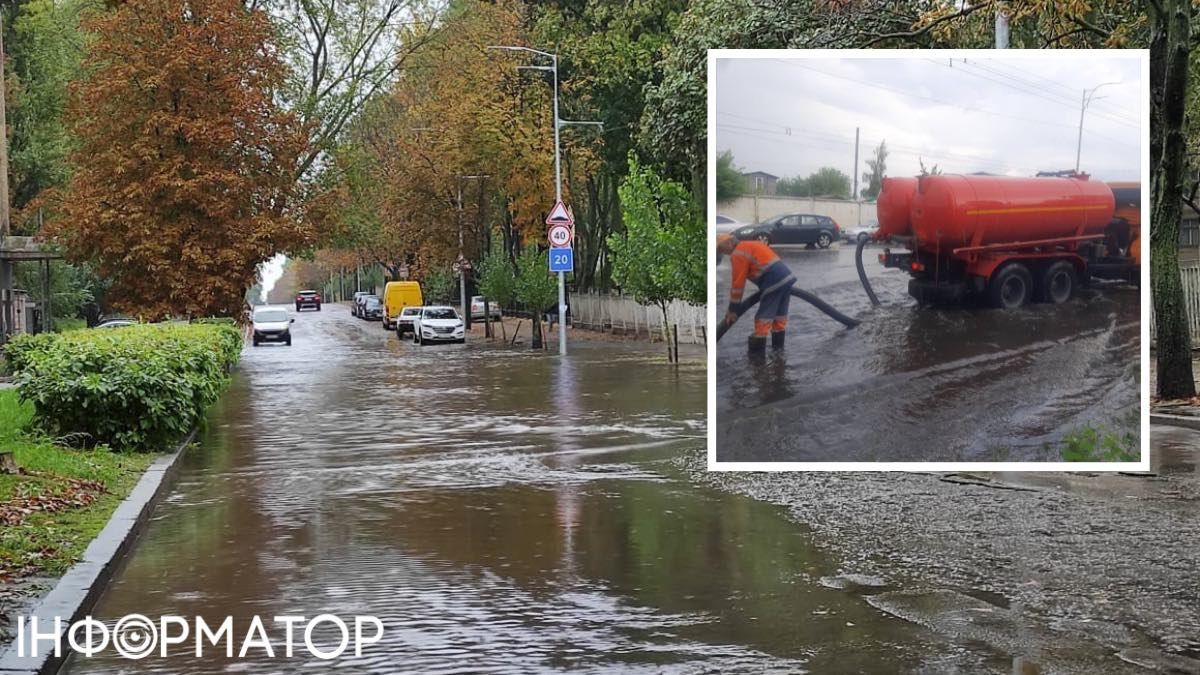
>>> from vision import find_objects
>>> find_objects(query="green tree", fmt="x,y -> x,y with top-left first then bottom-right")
476,240 -> 516,308
9,0 -> 97,213
422,267 -> 455,305
778,166 -> 850,199
716,150 -> 743,202
514,246 -> 557,350
860,140 -> 888,200
610,155 -> 704,356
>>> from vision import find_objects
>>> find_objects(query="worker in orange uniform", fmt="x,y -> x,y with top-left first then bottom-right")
717,234 -> 796,351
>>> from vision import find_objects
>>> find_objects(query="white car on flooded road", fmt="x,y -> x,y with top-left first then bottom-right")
251,306 -> 294,346
412,306 -> 465,346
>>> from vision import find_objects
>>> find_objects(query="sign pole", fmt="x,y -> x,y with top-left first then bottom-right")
551,54 -> 566,356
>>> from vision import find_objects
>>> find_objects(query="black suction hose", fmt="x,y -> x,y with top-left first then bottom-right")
856,236 -> 881,307
716,286 -> 860,342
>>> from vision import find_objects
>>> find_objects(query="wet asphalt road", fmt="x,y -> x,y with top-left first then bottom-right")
716,244 -> 1140,462
62,304 -> 1011,674
690,423 -> 1200,673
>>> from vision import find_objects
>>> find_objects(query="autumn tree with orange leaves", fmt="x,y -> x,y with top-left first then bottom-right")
316,0 -> 597,286
49,0 -> 308,318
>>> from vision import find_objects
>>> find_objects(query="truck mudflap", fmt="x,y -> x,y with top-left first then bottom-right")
908,278 -> 968,305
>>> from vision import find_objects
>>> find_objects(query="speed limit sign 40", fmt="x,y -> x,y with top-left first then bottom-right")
548,223 -> 573,248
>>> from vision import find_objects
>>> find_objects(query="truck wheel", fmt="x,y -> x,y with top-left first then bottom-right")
1040,261 -> 1076,304
817,231 -> 833,249
988,263 -> 1033,309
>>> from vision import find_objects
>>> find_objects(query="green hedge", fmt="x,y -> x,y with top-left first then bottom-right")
3,324 -> 242,451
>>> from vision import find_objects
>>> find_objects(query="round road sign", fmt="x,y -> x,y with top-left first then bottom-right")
548,223 -> 573,247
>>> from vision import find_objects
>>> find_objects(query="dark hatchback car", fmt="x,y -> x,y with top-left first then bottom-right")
295,290 -> 321,312
361,296 -> 383,321
733,213 -> 841,249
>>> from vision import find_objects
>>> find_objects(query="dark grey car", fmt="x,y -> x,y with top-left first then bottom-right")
733,213 -> 841,249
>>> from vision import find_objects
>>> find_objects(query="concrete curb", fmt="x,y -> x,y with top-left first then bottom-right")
1150,413 -> 1200,431
0,429 -> 196,674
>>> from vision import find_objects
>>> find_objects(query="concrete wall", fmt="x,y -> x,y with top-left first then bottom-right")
718,195 -> 877,227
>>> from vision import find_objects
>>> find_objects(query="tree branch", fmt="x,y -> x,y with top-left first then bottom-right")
858,3 -> 986,47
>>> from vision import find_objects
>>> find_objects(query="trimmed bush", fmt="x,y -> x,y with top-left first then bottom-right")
3,324 -> 241,451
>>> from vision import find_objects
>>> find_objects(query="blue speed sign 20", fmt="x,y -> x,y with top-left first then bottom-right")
549,247 -> 573,272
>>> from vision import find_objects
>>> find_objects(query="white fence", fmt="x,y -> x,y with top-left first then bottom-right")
1151,264 -> 1200,345
572,293 -> 707,344
719,194 -> 878,227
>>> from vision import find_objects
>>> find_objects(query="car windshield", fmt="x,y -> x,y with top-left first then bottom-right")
402,308 -> 420,316
298,291 -> 317,297
364,298 -> 381,308
423,308 -> 457,320
254,310 -> 289,323
716,215 -> 733,224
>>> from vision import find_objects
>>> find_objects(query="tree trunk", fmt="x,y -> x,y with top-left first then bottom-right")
1151,0 -> 1197,399
531,313 -> 543,350
0,451 -> 17,475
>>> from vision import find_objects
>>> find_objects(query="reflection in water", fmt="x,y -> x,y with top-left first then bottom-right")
716,247 -> 1139,462
62,307 -> 980,673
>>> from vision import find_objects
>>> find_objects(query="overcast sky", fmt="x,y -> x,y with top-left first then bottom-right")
714,55 -> 1143,187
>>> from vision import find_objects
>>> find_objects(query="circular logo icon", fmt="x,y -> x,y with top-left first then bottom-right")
548,224 -> 572,247
112,614 -> 158,659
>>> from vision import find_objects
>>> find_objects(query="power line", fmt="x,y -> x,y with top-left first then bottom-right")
935,59 -> 1138,128
766,59 -> 1139,150
717,124 -> 1037,174
983,59 -> 1139,121
717,124 -> 1132,176
716,111 -> 1131,170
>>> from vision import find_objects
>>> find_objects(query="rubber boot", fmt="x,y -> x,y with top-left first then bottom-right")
771,331 -> 785,349
748,335 -> 767,353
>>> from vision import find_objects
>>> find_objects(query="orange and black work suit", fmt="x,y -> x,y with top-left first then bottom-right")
728,240 -> 796,340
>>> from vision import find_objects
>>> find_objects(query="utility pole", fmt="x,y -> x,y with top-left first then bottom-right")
457,175 -> 489,331
994,1 -> 1009,48
852,127 -> 860,203
1075,82 -> 1121,172
0,17 -> 12,346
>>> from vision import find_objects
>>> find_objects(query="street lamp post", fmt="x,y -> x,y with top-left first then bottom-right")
488,45 -> 601,357
1075,81 -> 1121,172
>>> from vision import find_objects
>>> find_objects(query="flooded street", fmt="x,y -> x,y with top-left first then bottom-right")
63,305 -> 997,673
716,244 -> 1140,462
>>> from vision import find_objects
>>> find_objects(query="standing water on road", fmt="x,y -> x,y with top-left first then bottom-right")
716,245 -> 1139,462
62,306 -> 997,673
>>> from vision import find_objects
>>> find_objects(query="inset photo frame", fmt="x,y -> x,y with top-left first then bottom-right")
707,49 -> 1150,472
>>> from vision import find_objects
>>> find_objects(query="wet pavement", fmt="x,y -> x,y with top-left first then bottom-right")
689,423 -> 1200,673
716,244 -> 1140,462
62,304 -> 1003,674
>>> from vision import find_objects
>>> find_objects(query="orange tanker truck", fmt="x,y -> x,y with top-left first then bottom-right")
875,172 -> 1140,309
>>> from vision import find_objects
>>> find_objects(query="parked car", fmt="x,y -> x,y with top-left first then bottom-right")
412,306 -> 465,346
361,296 -> 384,321
470,295 -> 501,320
382,281 -> 423,330
356,294 -> 379,319
351,291 -> 371,317
733,213 -> 841,249
295,290 -> 321,312
251,307 -> 293,346
715,214 -> 744,233
395,306 -> 421,337
96,318 -> 136,329
842,220 -> 879,244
